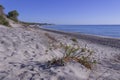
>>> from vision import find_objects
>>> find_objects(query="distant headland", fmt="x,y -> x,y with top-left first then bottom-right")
0,4 -> 53,27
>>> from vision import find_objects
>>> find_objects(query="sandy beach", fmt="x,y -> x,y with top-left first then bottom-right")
39,27 -> 120,48
0,26 -> 120,80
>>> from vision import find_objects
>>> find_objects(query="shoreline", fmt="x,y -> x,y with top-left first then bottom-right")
39,27 -> 120,48
0,26 -> 120,80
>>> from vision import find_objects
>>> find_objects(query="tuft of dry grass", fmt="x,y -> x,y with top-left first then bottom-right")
71,38 -> 78,43
49,44 -> 96,69
0,16 -> 10,27
45,33 -> 57,42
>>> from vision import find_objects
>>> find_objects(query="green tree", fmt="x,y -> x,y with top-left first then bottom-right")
8,10 -> 19,22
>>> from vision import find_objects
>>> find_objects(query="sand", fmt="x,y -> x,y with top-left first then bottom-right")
0,25 -> 120,80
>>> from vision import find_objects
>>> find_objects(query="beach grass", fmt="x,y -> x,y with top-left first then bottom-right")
49,43 -> 96,69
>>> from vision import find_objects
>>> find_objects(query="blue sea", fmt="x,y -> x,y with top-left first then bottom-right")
43,25 -> 120,38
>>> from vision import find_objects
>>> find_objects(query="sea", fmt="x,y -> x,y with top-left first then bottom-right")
43,25 -> 120,38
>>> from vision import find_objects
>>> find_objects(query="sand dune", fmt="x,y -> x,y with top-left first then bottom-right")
0,26 -> 120,80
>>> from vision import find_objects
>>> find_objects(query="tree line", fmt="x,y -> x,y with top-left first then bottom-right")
0,5 -> 19,22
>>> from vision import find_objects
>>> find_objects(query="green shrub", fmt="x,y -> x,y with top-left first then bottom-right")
8,17 -> 18,22
0,16 -> 10,26
7,10 -> 19,22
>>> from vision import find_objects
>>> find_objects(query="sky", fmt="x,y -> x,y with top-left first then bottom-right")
0,0 -> 120,25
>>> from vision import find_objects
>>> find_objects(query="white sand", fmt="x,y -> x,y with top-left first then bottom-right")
0,26 -> 120,80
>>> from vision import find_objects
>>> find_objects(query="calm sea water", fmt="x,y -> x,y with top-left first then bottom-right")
43,25 -> 120,38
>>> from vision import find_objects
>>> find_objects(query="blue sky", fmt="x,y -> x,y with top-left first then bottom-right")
0,0 -> 120,25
